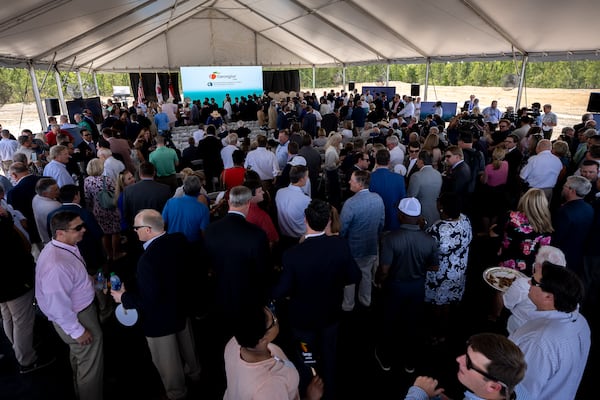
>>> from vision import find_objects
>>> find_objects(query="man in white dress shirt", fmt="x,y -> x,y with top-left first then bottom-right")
386,135 -> 405,172
519,139 -> 563,202
244,135 -> 279,185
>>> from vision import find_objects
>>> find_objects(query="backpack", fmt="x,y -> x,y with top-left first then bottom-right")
98,176 -> 116,210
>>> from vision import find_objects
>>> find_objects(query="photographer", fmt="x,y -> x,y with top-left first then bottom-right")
512,116 -> 533,141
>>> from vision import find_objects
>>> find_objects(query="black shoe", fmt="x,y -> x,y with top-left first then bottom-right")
19,355 -> 56,374
374,348 -> 391,372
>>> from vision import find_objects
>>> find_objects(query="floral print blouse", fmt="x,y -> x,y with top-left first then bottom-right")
497,211 -> 552,275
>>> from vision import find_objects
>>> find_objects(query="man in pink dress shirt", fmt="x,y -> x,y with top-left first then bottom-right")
35,210 -> 103,400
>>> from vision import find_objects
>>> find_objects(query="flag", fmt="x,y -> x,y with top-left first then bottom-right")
137,74 -> 145,105
168,75 -> 175,100
155,72 -> 163,104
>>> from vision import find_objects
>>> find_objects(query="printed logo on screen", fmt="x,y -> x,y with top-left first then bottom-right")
208,72 -> 237,81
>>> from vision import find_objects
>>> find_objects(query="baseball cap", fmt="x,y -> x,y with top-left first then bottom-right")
398,197 -> 421,216
289,156 -> 307,166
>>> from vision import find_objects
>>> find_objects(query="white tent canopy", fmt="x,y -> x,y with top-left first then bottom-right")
0,0 -> 599,72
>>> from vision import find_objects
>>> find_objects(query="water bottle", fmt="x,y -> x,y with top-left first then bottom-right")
95,269 -> 105,291
109,272 -> 122,291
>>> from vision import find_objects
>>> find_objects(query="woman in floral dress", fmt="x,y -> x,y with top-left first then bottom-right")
497,188 -> 553,275
425,192 -> 473,344
489,188 -> 553,320
84,158 -> 124,261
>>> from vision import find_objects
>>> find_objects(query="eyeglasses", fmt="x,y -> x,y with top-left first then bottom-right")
65,223 -> 86,232
530,275 -> 543,288
409,149 -> 420,153
465,350 -> 507,389
445,154 -> 453,158
132,225 -> 150,231
265,307 -> 278,331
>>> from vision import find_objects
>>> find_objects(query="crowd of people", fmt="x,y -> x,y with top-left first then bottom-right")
0,86 -> 597,400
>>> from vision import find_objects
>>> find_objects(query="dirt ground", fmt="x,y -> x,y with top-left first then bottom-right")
1,82 -> 597,134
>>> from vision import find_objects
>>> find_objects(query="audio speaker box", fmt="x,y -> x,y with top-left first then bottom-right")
348,81 -> 355,91
587,92 -> 600,113
411,84 -> 420,97
45,98 -> 60,116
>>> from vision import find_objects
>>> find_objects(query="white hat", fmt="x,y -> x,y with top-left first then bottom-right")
289,156 -> 307,166
398,197 -> 421,217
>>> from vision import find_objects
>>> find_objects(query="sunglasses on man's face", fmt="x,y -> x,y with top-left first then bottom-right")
64,223 -> 86,232
465,351 -> 507,389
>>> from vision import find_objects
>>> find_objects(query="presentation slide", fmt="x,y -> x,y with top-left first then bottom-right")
419,101 -> 458,121
361,86 -> 396,101
180,66 -> 263,107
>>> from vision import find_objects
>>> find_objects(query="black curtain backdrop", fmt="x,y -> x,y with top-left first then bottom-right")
129,72 -> 181,103
263,70 -> 300,94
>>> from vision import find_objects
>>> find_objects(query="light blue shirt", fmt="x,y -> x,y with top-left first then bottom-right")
275,141 -> 289,170
404,386 -> 484,400
43,160 -> 76,187
509,308 -> 590,400
275,184 -> 310,238
340,189 -> 385,257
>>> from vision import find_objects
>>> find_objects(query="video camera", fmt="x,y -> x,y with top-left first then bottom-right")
526,103 -> 541,118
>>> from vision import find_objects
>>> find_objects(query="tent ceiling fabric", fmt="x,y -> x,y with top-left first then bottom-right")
0,0 -> 598,72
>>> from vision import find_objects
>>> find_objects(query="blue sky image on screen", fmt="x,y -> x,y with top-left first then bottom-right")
181,66 -> 263,107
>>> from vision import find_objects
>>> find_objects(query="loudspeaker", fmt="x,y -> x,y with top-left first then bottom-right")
587,92 -> 600,113
411,84 -> 420,97
348,81 -> 355,91
45,98 -> 60,116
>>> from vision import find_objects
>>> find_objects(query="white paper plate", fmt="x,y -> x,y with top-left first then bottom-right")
483,267 -> 527,292
115,304 -> 138,326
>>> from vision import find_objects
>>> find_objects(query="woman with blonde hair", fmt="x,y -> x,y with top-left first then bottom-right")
84,158 -> 125,261
487,188 -> 553,320
323,132 -> 343,209
422,132 -> 443,170
496,188 -> 553,275
115,169 -> 136,233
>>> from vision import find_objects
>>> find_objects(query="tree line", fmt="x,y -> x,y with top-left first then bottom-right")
1,61 -> 599,107
295,60 -> 600,91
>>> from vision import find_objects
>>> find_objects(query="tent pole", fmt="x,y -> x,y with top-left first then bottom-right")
312,66 -> 316,91
386,64 -> 390,86
28,61 -> 47,131
76,69 -> 84,98
93,71 -> 100,97
424,58 -> 431,101
515,54 -> 528,111
54,66 -> 68,117
342,66 -> 346,91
